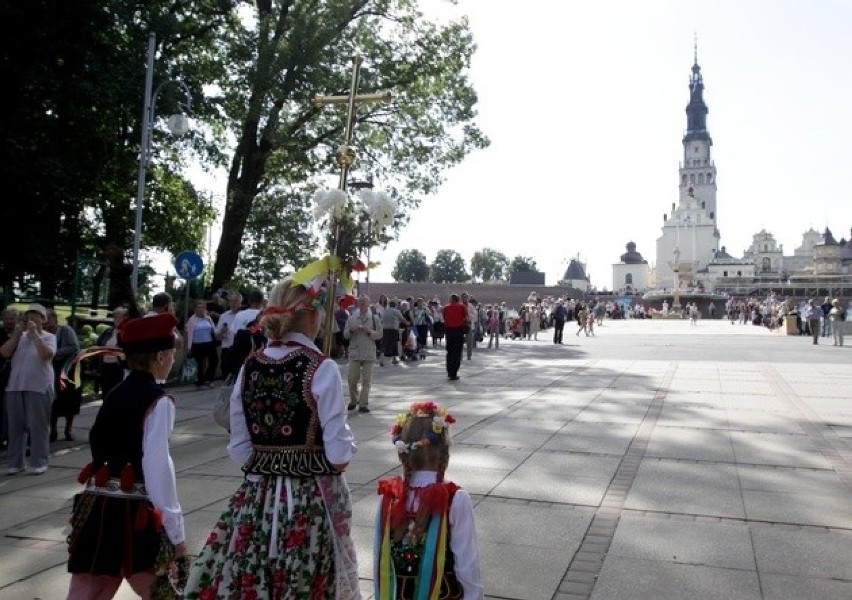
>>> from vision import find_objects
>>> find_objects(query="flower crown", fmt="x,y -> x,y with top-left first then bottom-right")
391,401 -> 456,454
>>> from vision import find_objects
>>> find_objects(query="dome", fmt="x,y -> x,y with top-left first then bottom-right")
620,242 -> 647,264
821,227 -> 838,245
714,246 -> 733,260
562,259 -> 589,282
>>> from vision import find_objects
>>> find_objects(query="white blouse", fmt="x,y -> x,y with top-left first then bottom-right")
227,332 -> 357,468
142,397 -> 185,545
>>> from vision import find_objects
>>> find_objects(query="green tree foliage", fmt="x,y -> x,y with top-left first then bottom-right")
430,250 -> 469,284
470,248 -> 509,282
392,249 -> 430,282
509,256 -> 539,276
235,185 -> 317,290
0,0 -> 229,306
209,0 -> 489,289
0,1 -> 488,307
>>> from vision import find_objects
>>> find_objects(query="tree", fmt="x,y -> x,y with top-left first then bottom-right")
470,248 -> 509,282
209,1 -> 489,289
232,185 -> 317,290
0,0 -> 230,305
430,250 -> 469,284
508,256 -> 539,276
392,249 -> 430,282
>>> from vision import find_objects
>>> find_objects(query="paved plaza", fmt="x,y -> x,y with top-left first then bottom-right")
0,319 -> 850,599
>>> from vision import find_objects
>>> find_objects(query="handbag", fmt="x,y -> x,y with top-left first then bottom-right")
213,378 -> 233,431
180,358 -> 197,383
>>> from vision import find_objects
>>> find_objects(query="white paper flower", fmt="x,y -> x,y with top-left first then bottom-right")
358,189 -> 377,212
394,440 -> 409,454
313,188 -> 350,220
370,191 -> 397,229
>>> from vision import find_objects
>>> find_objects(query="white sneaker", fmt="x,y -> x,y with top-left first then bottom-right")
31,466 -> 48,475
6,467 -> 24,476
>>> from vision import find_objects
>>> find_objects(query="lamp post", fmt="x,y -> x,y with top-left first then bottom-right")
348,177 -> 374,295
131,32 -> 193,297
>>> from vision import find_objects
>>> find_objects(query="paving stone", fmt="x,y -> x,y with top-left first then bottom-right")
742,489 -> 852,528
752,527 -> 852,580
760,573 -> 852,600
590,557 -> 761,600
625,461 -> 745,518
607,514 -> 756,570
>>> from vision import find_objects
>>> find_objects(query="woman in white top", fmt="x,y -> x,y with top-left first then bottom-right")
185,279 -> 359,599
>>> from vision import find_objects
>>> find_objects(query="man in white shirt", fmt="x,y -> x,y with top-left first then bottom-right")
232,289 -> 265,331
343,295 -> 382,413
215,293 -> 242,380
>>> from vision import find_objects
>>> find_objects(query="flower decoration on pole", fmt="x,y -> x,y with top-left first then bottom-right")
313,188 -> 349,221
308,55 -> 393,354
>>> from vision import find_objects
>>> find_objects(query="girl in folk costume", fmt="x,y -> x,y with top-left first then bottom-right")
66,313 -> 186,599
184,278 -> 360,600
375,401 -> 483,600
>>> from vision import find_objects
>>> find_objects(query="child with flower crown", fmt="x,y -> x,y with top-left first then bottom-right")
374,401 -> 484,599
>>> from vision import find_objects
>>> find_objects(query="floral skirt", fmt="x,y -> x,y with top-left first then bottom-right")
185,474 -> 359,600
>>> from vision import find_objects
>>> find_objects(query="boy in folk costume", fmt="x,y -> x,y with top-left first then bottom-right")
66,313 -> 185,599
375,401 -> 484,599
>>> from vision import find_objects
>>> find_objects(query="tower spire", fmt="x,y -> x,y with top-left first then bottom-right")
683,37 -> 711,143
693,32 -> 698,66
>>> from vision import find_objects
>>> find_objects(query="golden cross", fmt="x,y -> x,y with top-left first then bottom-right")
314,55 -> 391,354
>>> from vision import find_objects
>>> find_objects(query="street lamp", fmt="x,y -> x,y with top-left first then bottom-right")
131,32 -> 193,297
348,177 -> 374,295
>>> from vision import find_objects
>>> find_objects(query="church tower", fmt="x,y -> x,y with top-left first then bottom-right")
679,43 -> 718,228
655,42 -> 721,290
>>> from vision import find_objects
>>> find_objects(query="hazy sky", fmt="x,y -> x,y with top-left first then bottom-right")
185,0 -> 852,292
364,0 -> 852,289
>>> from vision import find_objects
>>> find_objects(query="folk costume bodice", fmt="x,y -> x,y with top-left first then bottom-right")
376,475 -> 463,600
240,345 -> 335,476
82,371 -> 169,485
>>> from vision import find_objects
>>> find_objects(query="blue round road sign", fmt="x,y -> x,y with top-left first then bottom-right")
175,251 -> 204,280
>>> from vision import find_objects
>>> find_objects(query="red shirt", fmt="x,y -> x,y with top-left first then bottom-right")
442,301 -> 467,328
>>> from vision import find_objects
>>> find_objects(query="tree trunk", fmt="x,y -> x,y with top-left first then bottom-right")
90,263 -> 106,310
104,245 -> 140,317
211,149 -> 268,290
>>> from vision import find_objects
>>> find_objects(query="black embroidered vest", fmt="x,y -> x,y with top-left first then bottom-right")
240,347 -> 334,476
89,371 -> 168,481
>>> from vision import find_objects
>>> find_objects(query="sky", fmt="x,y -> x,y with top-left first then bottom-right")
187,0 -> 852,292
366,0 -> 852,290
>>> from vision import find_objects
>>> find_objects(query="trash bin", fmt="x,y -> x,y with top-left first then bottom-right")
785,315 -> 799,335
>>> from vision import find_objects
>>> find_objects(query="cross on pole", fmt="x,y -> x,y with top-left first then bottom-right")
314,55 -> 391,355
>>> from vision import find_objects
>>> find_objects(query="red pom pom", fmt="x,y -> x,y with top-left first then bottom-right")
77,463 -> 94,485
94,464 -> 110,487
134,505 -> 149,531
151,508 -> 163,530
119,463 -> 135,492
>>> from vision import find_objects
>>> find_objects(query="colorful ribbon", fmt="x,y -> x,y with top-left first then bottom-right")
59,346 -> 124,390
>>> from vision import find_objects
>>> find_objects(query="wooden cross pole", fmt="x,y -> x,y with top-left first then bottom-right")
314,55 -> 391,355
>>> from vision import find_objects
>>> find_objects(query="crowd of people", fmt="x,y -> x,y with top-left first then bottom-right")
1,280 -> 848,598
1,283 -> 486,599
724,294 -> 847,345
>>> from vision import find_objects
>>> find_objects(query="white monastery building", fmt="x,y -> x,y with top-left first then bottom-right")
613,46 -> 850,298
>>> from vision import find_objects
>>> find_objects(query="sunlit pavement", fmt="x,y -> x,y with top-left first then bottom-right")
1,319 -> 850,599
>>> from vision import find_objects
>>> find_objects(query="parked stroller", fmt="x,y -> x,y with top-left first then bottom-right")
400,326 -> 425,361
